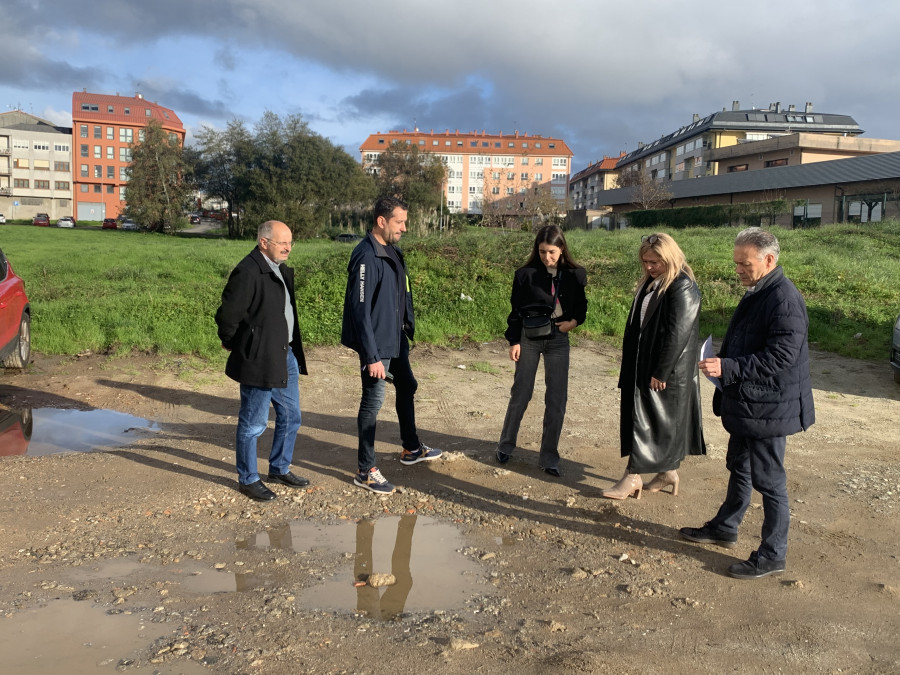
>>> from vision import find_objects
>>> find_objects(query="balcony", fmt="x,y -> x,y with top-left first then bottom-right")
0,148 -> 11,156
0,186 -> 11,196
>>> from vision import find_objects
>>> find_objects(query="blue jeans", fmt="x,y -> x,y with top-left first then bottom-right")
708,434 -> 789,561
357,335 -> 419,473
235,351 -> 302,485
498,329 -> 570,470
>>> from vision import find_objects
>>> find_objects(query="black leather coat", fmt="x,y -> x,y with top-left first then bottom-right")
618,272 -> 706,472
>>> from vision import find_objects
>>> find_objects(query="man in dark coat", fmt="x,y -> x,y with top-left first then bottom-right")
341,197 -> 441,495
681,227 -> 815,579
215,220 -> 310,501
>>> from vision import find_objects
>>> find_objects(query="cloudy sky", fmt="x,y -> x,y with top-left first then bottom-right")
4,0 -> 900,171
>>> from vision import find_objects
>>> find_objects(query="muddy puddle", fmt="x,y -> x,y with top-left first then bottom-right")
0,599 -> 207,674
0,407 -> 160,457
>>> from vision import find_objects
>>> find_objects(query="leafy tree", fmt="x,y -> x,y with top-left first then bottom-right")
124,120 -> 191,233
373,141 -> 445,231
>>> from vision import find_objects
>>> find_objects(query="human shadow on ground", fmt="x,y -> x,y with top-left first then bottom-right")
93,378 -> 739,575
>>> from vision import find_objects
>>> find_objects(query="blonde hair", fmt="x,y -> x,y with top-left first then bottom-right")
635,232 -> 695,294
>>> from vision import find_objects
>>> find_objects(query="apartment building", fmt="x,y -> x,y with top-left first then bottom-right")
359,129 -> 573,215
616,101 -> 861,183
568,153 -> 624,210
0,111 -> 73,221
71,91 -> 184,221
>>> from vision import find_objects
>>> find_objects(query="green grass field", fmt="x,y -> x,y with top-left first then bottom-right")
1,222 -> 898,365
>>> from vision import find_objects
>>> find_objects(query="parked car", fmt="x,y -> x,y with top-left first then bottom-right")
891,313 -> 900,384
189,214 -> 201,224
0,248 -> 31,368
102,218 -> 118,229
0,214 -> 6,224
121,218 -> 139,230
56,216 -> 76,228
32,213 -> 50,227
333,233 -> 363,243
0,408 -> 32,457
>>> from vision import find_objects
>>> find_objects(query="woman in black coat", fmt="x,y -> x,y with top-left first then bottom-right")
603,233 -> 706,499
497,225 -> 588,477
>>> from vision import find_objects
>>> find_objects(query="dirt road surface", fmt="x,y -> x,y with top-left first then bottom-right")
1,342 -> 898,674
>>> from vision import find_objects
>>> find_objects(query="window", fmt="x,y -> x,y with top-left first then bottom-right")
80,164 -> 88,177
119,128 -> 133,143
54,144 -> 69,152
106,185 -> 115,193
506,187 -> 514,194
54,161 -> 70,171
108,105 -> 114,113
34,142 -> 49,151
418,140 -> 424,145
521,157 -> 528,165
494,142 -> 501,148
492,171 -> 500,179
432,141 -> 438,146
55,181 -> 69,190
520,172 -> 529,180
145,108 -> 152,117
470,141 -> 478,147
93,145 -> 101,158
728,164 -> 748,172
94,126 -> 102,138
491,187 -> 500,194
535,172 -> 542,180
120,167 -> 128,180
469,186 -> 477,193
119,147 -> 132,162
482,141 -> 488,147
94,165 -> 102,178
80,184 -> 88,193
107,147 -> 114,159
13,158 -> 29,168
106,166 -> 114,179
14,178 -> 29,188
106,127 -> 114,140
535,158 -> 543,165
13,139 -> 28,149
507,172 -> 515,180
552,158 -> 567,167
124,107 -> 131,115
119,186 -> 127,200
765,158 -> 789,168
93,185 -> 101,193
33,159 -> 50,170
34,180 -> 49,189
535,143 -> 541,148
80,125 -> 88,137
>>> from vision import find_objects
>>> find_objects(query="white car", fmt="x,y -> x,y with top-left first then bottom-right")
0,214 -> 6,224
120,219 -> 139,230
56,216 -> 75,228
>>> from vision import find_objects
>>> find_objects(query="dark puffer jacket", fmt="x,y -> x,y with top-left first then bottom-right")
714,266 -> 815,438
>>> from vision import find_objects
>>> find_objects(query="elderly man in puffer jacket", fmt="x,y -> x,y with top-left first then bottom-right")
681,227 -> 815,580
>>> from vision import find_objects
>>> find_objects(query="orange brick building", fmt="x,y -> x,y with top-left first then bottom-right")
360,129 -> 573,215
71,91 -> 184,221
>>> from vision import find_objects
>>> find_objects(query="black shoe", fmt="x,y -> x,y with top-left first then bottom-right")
679,525 -> 738,548
496,450 -> 511,464
544,467 -> 561,477
239,480 -> 276,501
727,553 -> 785,579
267,471 -> 310,487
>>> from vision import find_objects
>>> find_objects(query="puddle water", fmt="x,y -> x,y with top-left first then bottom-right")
217,516 -> 481,619
0,407 -> 160,457
0,598 -> 207,674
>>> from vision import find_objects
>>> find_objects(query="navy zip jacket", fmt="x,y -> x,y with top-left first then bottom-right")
341,232 -> 415,364
714,266 -> 815,438
215,247 -> 307,388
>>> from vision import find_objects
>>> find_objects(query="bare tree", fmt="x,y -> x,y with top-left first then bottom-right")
618,168 -> 673,211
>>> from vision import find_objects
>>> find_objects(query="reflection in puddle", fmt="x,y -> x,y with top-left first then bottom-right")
237,516 -> 482,620
0,407 -> 160,457
0,599 -> 206,674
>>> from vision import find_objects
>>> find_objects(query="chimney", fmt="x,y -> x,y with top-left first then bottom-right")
693,114 -> 700,122
775,101 -> 782,113
805,101 -> 813,113
732,100 -> 740,111
136,92 -> 143,99
788,104 -> 795,112
637,141 -> 645,149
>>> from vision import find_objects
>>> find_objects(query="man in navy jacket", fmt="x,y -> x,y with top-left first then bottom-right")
341,197 -> 441,495
682,227 -> 815,579
215,220 -> 310,501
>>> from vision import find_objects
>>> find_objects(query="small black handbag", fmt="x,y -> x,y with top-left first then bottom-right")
520,304 -> 554,339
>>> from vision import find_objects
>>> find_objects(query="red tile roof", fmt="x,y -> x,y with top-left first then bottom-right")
71,91 -> 184,134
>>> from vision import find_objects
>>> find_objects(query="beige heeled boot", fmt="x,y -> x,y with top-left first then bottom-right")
645,470 -> 680,496
601,472 -> 643,500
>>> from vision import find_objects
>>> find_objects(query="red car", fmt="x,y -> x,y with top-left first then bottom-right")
102,218 -> 118,229
0,248 -> 31,368
32,213 -> 50,227
0,408 -> 31,457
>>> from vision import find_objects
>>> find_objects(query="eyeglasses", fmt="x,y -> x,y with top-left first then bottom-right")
641,234 -> 660,244
264,238 -> 293,248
